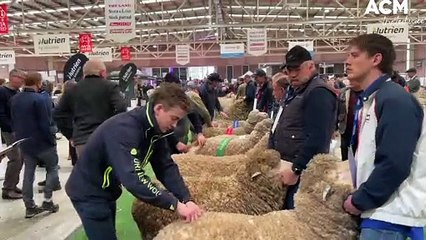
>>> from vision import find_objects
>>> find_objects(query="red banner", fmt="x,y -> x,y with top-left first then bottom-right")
0,4 -> 9,34
79,33 -> 93,53
120,47 -> 131,61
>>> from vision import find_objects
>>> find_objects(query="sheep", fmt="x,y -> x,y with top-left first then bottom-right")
154,154 -> 359,240
194,118 -> 272,156
203,110 -> 269,138
131,148 -> 286,240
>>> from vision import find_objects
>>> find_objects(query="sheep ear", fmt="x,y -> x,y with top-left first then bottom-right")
322,184 -> 332,201
251,171 -> 262,180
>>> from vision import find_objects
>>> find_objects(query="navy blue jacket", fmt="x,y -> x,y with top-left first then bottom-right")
11,88 -> 56,155
199,83 -> 222,120
0,86 -> 19,133
245,80 -> 256,109
65,103 -> 191,211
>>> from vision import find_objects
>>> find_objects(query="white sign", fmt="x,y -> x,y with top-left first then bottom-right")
366,23 -> 409,43
176,45 -> 190,65
365,0 -> 408,15
85,48 -> 113,62
288,41 -> 314,51
0,50 -> 15,64
33,34 -> 70,55
247,29 -> 267,56
220,43 -> 245,58
105,0 -> 136,43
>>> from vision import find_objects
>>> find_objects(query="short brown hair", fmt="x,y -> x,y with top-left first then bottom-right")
24,72 -> 42,86
272,73 -> 289,88
151,82 -> 191,112
349,34 -> 395,74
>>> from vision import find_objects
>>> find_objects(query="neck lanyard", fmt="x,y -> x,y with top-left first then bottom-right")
350,74 -> 390,150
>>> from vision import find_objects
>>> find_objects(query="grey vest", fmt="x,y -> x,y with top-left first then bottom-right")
272,76 -> 336,161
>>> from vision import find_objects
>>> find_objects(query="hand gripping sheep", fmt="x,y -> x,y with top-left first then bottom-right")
131,148 -> 286,240
154,154 -> 360,240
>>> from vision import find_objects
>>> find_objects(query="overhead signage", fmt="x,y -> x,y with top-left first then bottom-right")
105,0 -> 136,43
0,50 -> 15,64
33,34 -> 71,55
176,45 -> 190,65
85,48 -> 113,62
247,29 -> 267,56
366,23 -> 409,43
220,44 -> 245,58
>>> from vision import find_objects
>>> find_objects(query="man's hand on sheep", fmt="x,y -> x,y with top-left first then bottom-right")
280,163 -> 300,186
196,133 -> 206,146
176,201 -> 203,223
219,111 -> 229,119
176,142 -> 189,153
343,195 -> 361,216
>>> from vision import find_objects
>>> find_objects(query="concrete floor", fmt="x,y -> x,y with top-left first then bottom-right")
0,136 -> 80,240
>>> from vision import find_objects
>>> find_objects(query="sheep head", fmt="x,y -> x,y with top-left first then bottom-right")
295,154 -> 359,239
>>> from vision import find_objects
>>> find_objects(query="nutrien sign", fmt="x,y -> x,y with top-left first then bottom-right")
85,48 -> 113,62
366,23 -> 409,43
0,50 -> 15,64
33,34 -> 71,55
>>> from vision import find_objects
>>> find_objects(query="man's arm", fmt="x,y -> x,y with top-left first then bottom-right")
0,90 -> 11,131
36,98 -> 55,145
214,93 -> 223,112
292,88 -> 336,170
104,131 -> 179,211
351,93 -> 423,211
187,111 -> 203,134
245,83 -> 256,103
150,143 -> 191,203
108,83 -> 127,114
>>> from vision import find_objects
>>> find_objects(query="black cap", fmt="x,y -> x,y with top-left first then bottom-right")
254,69 -> 267,77
406,67 -> 416,73
283,45 -> 312,69
207,73 -> 223,82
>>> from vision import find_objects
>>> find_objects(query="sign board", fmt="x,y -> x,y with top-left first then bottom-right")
176,45 -> 190,65
85,48 -> 113,62
63,53 -> 89,82
0,4 -> 8,34
33,34 -> 71,55
220,44 -> 245,58
119,63 -> 137,92
79,33 -> 93,53
0,50 -> 15,64
366,23 -> 409,43
247,29 -> 267,56
288,41 -> 314,51
105,0 -> 136,43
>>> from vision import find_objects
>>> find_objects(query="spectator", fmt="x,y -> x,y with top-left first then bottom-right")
235,77 -> 246,100
54,60 -> 127,158
253,69 -> 274,114
391,71 -> 406,88
0,69 -> 25,200
343,33 -> 425,240
405,68 -> 421,94
11,72 -> 60,218
199,73 -> 229,120
244,74 -> 256,110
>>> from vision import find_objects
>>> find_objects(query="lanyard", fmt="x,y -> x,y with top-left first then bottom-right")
350,74 -> 390,151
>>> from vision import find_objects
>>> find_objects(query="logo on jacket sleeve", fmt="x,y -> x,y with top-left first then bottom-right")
130,148 -> 137,156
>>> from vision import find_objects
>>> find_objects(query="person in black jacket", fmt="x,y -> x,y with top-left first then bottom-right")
253,69 -> 274,114
244,74 -> 256,110
54,60 -> 127,158
65,83 -> 203,240
11,72 -> 60,218
199,73 -> 229,120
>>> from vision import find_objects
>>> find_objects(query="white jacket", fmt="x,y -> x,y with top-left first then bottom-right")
355,88 -> 426,226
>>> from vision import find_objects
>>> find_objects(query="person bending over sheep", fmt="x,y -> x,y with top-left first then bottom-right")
65,83 -> 203,240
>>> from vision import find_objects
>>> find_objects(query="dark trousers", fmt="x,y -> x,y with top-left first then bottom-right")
69,142 -> 78,166
340,133 -> 351,161
1,131 -> 23,192
75,144 -> 86,159
282,178 -> 301,210
22,147 -> 60,208
72,200 -> 117,240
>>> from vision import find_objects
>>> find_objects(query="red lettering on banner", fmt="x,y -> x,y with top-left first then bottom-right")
79,33 -> 93,53
0,4 -> 9,34
120,47 -> 131,61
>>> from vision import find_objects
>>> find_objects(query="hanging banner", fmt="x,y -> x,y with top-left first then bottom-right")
79,33 -> 93,53
120,47 -> 131,61
288,41 -> 314,51
247,29 -> 267,56
220,44 -> 245,58
0,4 -> 8,34
63,53 -> 89,82
366,23 -> 409,43
105,0 -> 136,43
33,34 -> 71,55
176,45 -> 190,65
0,50 -> 15,64
119,63 -> 137,92
85,48 -> 113,62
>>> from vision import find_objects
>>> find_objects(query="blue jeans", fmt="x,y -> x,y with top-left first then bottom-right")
72,200 -> 117,240
360,228 -> 407,240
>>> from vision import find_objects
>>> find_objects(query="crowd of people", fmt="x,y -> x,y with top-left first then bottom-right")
0,33 -> 424,240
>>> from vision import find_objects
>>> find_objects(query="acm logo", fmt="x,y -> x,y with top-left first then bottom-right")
365,0 -> 409,15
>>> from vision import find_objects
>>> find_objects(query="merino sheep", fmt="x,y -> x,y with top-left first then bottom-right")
131,149 -> 285,240
203,110 -> 269,138
154,154 -> 359,240
194,118 -> 272,156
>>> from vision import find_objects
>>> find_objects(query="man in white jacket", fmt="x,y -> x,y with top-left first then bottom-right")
343,33 -> 425,240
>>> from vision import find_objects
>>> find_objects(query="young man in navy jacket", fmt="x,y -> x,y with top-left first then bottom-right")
66,83 -> 203,240
343,34 -> 425,240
